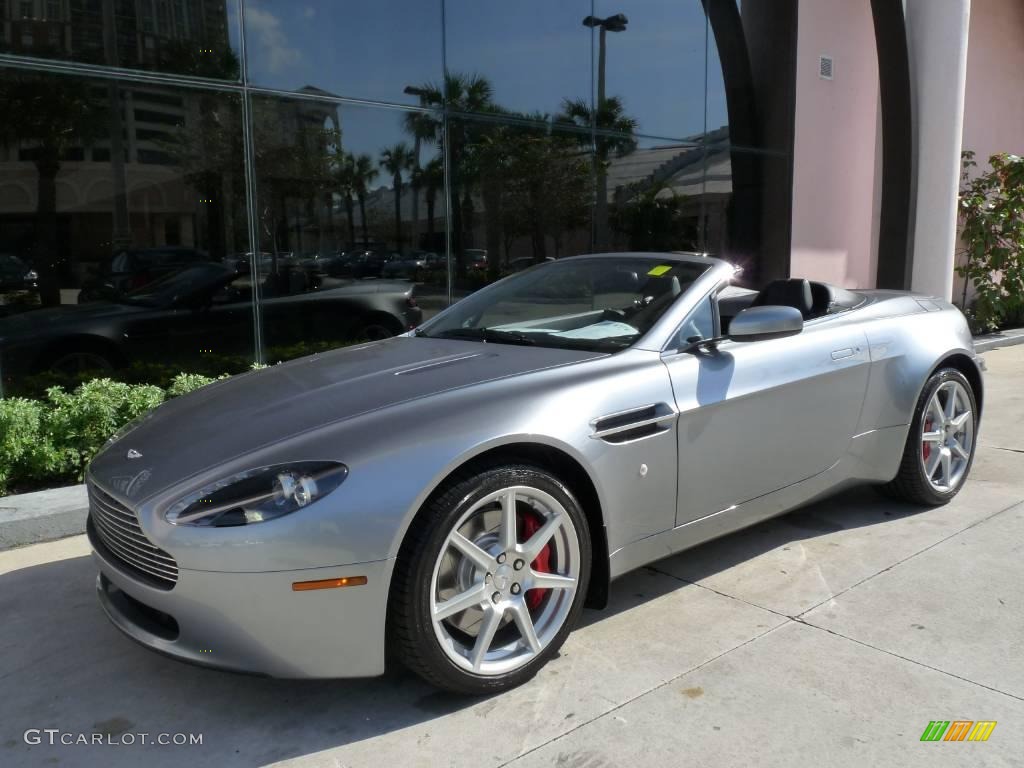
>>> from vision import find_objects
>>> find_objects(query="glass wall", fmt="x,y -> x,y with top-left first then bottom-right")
0,0 -> 790,395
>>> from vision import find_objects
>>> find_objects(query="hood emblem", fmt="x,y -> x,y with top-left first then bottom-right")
126,449 -> 143,460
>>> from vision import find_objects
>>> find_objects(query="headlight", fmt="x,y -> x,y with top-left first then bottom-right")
165,462 -> 348,527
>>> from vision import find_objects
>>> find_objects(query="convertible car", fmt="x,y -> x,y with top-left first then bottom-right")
85,252 -> 982,694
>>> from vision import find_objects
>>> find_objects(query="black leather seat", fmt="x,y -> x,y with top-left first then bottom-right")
808,282 -> 834,318
750,278 -> 814,319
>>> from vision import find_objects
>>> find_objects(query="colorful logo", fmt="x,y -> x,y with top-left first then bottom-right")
920,721 -> 997,742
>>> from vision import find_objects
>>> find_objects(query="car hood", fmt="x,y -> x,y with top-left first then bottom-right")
0,302 -> 142,343
314,278 -> 413,295
89,336 -> 604,502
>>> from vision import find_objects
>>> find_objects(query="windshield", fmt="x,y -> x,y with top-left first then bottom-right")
418,256 -> 710,352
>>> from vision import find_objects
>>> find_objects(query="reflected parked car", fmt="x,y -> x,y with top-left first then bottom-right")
0,253 -> 38,292
79,247 -> 213,302
0,263 -> 422,382
465,249 -> 488,270
297,251 -> 352,278
381,251 -> 439,281
222,252 -> 297,274
346,250 -> 396,279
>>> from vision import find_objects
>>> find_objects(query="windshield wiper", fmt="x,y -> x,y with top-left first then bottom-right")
530,334 -> 633,352
429,327 -> 537,346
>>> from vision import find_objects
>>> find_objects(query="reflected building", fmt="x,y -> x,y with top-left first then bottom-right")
0,0 -> 1020,394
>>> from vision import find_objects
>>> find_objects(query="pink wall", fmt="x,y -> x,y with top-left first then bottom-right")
955,0 -> 1024,301
962,0 -> 1024,163
789,0 -> 881,288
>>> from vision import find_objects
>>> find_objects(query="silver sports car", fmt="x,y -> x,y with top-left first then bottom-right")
86,252 -> 983,693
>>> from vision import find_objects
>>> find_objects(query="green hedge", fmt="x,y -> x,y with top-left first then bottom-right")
0,373 -> 225,496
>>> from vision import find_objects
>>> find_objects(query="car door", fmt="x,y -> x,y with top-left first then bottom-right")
661,294 -> 871,526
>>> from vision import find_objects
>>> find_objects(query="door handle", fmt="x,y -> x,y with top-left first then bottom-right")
831,348 -> 855,360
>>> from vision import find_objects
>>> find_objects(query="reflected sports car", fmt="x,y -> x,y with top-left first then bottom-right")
0,264 -> 421,385
86,252 -> 982,693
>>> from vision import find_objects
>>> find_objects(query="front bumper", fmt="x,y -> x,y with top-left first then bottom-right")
89,520 -> 393,678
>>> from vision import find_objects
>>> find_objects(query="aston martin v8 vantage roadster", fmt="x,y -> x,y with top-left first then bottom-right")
86,252 -> 982,693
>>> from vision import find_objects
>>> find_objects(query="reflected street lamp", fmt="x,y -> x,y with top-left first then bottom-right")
582,13 -> 628,251
583,14 -> 628,110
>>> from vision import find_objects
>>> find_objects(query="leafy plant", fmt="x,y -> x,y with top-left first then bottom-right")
0,398 -> 57,493
166,372 -> 224,398
958,151 -> 1024,331
0,374 -> 229,495
42,379 -> 166,481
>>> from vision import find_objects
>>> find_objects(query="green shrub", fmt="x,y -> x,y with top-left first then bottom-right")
42,379 -> 166,482
0,398 -> 59,494
166,372 -> 219,397
958,151 -> 1024,331
0,372 -> 228,495
0,338 -> 360,494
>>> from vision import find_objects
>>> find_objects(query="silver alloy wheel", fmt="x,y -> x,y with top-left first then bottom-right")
429,485 -> 580,676
920,380 -> 974,493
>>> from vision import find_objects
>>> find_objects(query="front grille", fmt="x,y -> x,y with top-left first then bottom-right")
88,482 -> 178,590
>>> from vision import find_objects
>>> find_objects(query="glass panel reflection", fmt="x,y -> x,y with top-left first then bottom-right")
603,138 -> 705,254
0,0 -> 241,80
444,0 -> 591,118
708,145 -> 791,286
447,116 -> 595,294
0,70 -> 251,397
249,95 -> 438,362
242,0 -> 442,106
593,0 -> 707,140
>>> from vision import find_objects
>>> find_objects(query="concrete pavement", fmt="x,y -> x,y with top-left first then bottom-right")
2,346 -> 1022,768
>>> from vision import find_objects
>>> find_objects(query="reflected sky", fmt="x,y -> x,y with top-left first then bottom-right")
241,0 -> 728,159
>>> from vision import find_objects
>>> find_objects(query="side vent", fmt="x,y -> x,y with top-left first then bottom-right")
819,55 -> 834,80
590,403 -> 675,444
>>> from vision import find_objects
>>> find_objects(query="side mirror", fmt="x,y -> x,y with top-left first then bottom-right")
729,305 -> 803,342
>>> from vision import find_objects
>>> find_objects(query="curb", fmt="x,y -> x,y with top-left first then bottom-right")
974,328 -> 1024,352
0,484 -> 88,551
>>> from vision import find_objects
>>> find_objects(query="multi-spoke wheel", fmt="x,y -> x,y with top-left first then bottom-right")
884,368 -> 978,505
389,464 -> 591,693
919,380 -> 975,493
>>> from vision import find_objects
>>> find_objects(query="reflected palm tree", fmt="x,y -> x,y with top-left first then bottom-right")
402,73 -> 497,277
416,157 -> 444,247
559,96 -> 638,250
349,153 -> 378,247
403,110 -> 437,248
333,153 -> 358,248
379,143 -> 415,250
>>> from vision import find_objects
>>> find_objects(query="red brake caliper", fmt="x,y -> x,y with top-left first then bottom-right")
519,509 -> 553,612
923,417 -> 933,462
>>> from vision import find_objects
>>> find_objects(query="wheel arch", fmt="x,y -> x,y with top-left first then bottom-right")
356,309 -> 404,337
33,333 -> 125,372
390,440 -> 610,612
931,351 -> 984,419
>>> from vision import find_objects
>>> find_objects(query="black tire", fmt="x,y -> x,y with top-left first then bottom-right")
356,313 -> 402,341
881,367 -> 978,506
39,340 -> 120,378
388,463 -> 592,694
